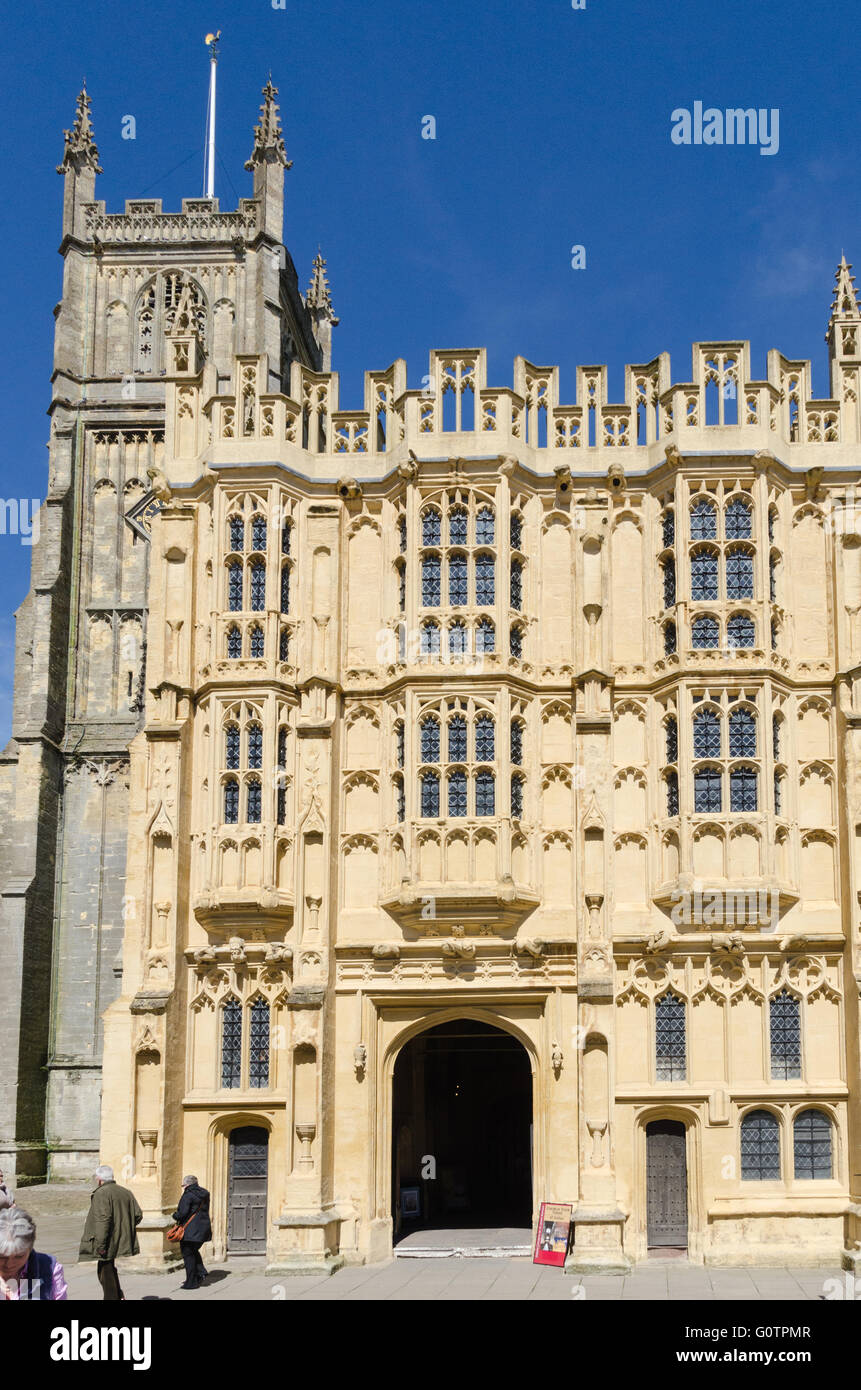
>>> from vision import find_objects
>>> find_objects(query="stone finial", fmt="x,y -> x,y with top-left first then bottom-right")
306,251 -> 339,324
244,78 -> 292,171
57,85 -> 102,175
829,255 -> 861,325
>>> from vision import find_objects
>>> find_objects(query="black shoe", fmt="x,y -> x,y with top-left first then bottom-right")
199,1268 -> 209,1280
179,1281 -> 200,1290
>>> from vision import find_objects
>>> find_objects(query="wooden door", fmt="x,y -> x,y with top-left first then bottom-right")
227,1126 -> 268,1254
646,1120 -> 688,1248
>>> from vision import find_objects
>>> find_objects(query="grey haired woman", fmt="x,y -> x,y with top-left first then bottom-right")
0,1207 -> 67,1300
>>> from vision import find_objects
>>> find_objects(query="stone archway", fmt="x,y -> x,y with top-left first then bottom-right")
391,1017 -> 533,1239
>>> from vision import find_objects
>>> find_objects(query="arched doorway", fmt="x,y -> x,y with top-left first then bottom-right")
391,1019 -> 532,1237
227,1125 -> 269,1254
646,1119 -> 688,1251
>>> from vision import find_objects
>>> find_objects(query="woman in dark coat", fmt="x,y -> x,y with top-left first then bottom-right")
173,1175 -> 212,1290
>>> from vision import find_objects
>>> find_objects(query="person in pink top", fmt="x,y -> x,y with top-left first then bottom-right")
0,1208 -> 68,1300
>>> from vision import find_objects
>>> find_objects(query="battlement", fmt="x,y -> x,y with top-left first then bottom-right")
82,197 -> 261,246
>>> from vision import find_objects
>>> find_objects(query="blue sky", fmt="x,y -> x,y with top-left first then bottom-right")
0,0 -> 856,742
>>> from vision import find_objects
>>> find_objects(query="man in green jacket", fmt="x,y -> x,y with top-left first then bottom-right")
79,1165 -> 143,1301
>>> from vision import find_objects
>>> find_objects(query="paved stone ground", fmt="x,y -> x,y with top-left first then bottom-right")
12,1186 -> 843,1301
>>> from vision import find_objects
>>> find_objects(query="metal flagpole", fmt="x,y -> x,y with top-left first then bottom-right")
204,31 -> 220,199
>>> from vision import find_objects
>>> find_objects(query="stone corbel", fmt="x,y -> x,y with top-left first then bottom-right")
551,1041 -> 563,1077
353,1042 -> 367,1078
586,1119 -> 608,1167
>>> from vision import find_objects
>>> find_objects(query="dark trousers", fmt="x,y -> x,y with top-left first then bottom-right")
97,1259 -> 123,1301
180,1240 -> 207,1287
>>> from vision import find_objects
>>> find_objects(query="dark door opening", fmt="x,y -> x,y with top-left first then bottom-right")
227,1125 -> 268,1254
646,1119 -> 688,1250
392,1019 -> 532,1237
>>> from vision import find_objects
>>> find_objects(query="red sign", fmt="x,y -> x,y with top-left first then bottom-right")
533,1202 -> 573,1266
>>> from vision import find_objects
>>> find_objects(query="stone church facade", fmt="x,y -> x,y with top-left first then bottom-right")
2,83 -> 860,1273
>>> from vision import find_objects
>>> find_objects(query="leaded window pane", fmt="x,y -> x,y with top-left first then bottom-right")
730,766 -> 757,812
691,548 -> 719,601
665,718 -> 678,764
399,515 -> 407,553
279,627 -> 290,661
227,625 -> 242,659
422,556 -> 441,606
793,1111 -> 832,1179
770,556 -> 777,602
692,616 -> 719,648
773,716 -> 780,761
396,724 -> 405,769
662,510 -> 675,548
664,621 -> 676,655
421,718 -> 440,763
398,564 -> 406,611
510,514 -> 523,550
476,506 -> 495,545
278,728 -> 288,768
770,992 -> 801,1080
250,563 -> 265,612
693,708 -> 721,758
422,510 -> 441,546
476,555 -> 495,606
251,515 -> 267,552
510,560 -> 523,610
448,771 -> 467,817
224,779 -> 239,823
229,516 -> 245,552
768,509 -> 775,543
729,708 -> 757,758
221,1000 -> 242,1089
666,771 -> 679,816
655,994 -> 686,1080
726,549 -> 754,600
476,618 -> 495,653
475,771 -> 495,816
395,779 -> 405,822
228,562 -> 243,611
774,772 -> 782,815
225,727 -> 240,770
663,557 -> 676,608
449,555 -> 468,605
247,724 -> 263,770
249,998 -> 270,1088
420,773 -> 439,817
475,715 -> 495,762
421,622 -> 440,655
247,779 -> 262,823
249,625 -> 264,658
281,521 -> 291,555
511,722 -> 523,766
277,786 -> 286,824
449,622 -> 467,655
511,775 -> 524,818
727,613 -> 755,648
690,498 -> 717,540
510,626 -> 523,658
449,508 -> 468,546
740,1110 -> 781,1180
694,768 -> 721,812
448,716 -> 467,762
725,498 -> 752,539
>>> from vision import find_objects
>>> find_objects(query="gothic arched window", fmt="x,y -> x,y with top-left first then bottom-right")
476,617 -> 495,653
475,505 -> 495,545
662,508 -> 675,548
449,621 -> 467,656
662,557 -> 676,608
249,625 -> 264,659
449,507 -> 468,546
448,770 -> 467,817
475,714 -> 495,762
228,562 -> 243,611
420,771 -> 440,818
225,725 -> 240,770
726,547 -> 754,600
730,765 -> 757,812
249,998 -> 270,1089
691,546 -> 719,601
740,1110 -> 780,1180
247,724 -> 263,770
421,556 -> 441,607
246,778 -> 262,823
770,992 -> 801,1080
663,621 -> 677,655
690,497 -> 717,540
691,615 -> 719,648
693,707 -> 721,758
510,625 -> 523,658
665,717 -> 678,764
280,565 -> 290,614
475,770 -> 495,816
511,773 -> 524,819
251,514 -> 267,552
725,497 -> 752,539
250,563 -> 266,612
793,1110 -> 832,1180
665,771 -> 679,816
655,993 -> 686,1080
279,627 -> 290,662
227,625 -> 242,659
510,720 -> 523,765
727,612 -> 755,648
510,513 -> 523,550
694,767 -> 721,813
229,515 -> 245,553
224,778 -> 239,823
475,554 -> 495,606
420,717 -> 440,764
448,716 -> 467,763
422,508 -> 441,547
510,560 -> 523,610
729,707 -> 757,758
420,621 -> 440,655
449,555 -> 468,606
220,999 -> 242,1089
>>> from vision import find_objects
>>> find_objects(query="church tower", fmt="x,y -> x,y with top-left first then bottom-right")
0,80 -> 334,1185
